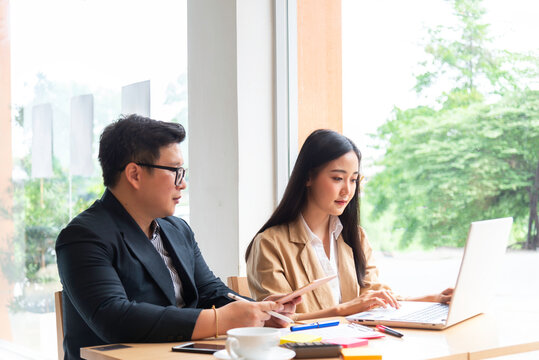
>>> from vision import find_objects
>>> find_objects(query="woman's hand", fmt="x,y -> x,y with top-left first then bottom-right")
336,289 -> 400,316
263,294 -> 302,328
408,287 -> 454,303
430,287 -> 453,303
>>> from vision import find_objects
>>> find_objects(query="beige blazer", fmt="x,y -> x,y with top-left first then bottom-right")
246,217 -> 391,313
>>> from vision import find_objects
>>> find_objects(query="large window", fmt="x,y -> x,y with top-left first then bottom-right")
343,0 -> 539,250
1,1 -> 187,358
342,0 -> 539,303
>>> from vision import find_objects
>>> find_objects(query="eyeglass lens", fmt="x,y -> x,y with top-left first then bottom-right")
175,168 -> 185,186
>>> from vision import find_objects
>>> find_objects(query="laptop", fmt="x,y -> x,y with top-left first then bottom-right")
346,217 -> 513,330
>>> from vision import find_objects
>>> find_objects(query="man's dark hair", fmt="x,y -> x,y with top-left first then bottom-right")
98,114 -> 186,188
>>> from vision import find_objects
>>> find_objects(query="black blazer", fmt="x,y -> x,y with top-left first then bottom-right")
56,189 -> 235,359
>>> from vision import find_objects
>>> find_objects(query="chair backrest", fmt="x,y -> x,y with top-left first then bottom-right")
226,276 -> 251,298
54,290 -> 64,360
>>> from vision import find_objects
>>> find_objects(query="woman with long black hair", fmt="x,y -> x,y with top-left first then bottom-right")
245,129 -> 452,321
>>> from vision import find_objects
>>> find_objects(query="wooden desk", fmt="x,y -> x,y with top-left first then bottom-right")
81,311 -> 539,360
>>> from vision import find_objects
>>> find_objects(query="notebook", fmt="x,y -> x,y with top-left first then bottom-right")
346,217 -> 513,330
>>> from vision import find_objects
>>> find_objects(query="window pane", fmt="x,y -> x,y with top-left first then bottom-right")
342,0 -> 539,304
1,1 -> 187,358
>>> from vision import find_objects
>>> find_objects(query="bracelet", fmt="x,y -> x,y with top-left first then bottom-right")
212,305 -> 218,338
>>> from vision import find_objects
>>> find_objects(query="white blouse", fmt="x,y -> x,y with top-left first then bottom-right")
300,214 -> 343,305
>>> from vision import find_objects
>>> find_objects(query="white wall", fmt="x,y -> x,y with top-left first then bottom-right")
188,0 -> 276,280
237,0 -> 276,275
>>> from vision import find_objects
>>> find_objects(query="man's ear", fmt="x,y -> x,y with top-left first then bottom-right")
124,162 -> 142,190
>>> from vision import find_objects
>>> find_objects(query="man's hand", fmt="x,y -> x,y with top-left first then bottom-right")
218,300 -> 283,329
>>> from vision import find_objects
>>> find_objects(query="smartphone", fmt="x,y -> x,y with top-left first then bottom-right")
171,342 -> 225,354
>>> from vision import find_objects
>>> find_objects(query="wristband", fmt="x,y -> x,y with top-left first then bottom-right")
212,305 -> 218,338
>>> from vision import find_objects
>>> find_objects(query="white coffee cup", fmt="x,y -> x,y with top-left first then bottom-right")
225,327 -> 280,360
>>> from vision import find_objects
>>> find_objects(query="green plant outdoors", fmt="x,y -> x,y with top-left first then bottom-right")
3,153 -> 104,313
364,0 -> 539,250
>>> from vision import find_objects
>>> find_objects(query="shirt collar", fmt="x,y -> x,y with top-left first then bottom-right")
330,215 -> 344,240
150,220 -> 161,241
300,214 -> 343,243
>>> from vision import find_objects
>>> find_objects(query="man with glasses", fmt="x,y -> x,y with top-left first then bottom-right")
56,114 -> 298,360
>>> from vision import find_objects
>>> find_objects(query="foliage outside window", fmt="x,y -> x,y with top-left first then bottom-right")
364,0 -> 539,249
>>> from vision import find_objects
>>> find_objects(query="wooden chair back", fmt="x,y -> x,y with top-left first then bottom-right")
54,291 -> 64,360
226,276 -> 251,298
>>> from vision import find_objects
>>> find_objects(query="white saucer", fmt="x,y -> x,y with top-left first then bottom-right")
213,347 -> 295,360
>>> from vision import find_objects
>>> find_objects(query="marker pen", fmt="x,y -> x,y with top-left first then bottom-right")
376,325 -> 404,338
290,320 -> 340,331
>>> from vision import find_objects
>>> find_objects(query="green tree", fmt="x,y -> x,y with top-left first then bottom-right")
366,0 -> 539,249
414,0 -> 534,107
0,74 -> 107,312
15,155 -> 103,281
368,91 -> 539,248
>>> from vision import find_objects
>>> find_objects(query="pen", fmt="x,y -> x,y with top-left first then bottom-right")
376,325 -> 404,338
290,320 -> 340,331
227,293 -> 294,324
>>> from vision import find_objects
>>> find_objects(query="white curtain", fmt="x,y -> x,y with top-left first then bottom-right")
121,80 -> 150,117
31,103 -> 53,178
70,94 -> 94,177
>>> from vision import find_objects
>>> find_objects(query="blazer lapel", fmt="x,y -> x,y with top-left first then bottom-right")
337,235 -> 360,302
289,218 -> 317,283
102,190 -> 176,305
288,218 -> 337,310
157,219 -> 197,305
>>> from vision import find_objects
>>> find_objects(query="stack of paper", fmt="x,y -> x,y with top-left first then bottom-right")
324,337 -> 368,348
280,323 -> 383,340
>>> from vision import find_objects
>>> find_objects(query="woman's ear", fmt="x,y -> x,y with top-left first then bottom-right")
306,171 -> 314,187
124,162 -> 142,190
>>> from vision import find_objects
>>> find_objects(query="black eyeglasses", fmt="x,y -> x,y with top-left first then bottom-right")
136,163 -> 186,186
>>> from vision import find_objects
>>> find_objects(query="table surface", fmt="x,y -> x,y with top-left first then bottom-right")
80,310 -> 539,360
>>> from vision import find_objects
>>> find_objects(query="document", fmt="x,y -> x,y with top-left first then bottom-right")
280,323 -> 384,340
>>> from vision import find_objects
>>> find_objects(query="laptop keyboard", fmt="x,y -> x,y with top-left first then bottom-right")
393,303 -> 449,322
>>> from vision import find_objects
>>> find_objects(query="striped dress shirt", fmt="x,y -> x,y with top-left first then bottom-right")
149,221 -> 185,307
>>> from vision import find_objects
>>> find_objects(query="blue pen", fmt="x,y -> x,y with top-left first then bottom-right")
290,320 -> 340,331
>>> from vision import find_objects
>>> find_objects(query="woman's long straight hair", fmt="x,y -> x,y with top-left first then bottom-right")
245,129 -> 367,286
